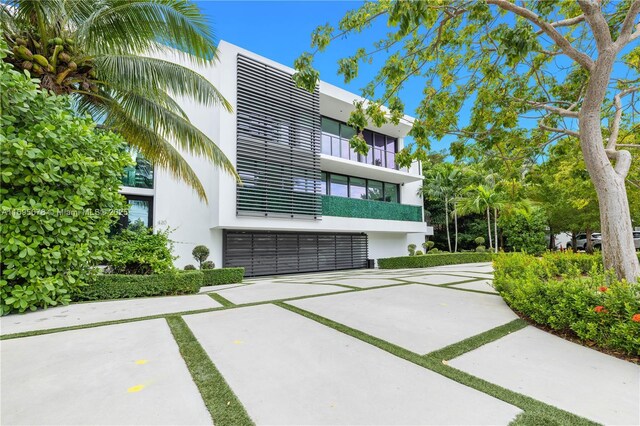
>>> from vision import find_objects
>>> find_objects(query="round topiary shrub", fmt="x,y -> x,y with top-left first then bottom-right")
0,50 -> 130,314
415,250 -> 424,256
423,241 -> 435,252
184,264 -> 197,270
201,260 -> 215,270
475,236 -> 485,246
476,246 -> 486,252
408,244 -> 417,256
428,248 -> 440,254
192,245 -> 210,269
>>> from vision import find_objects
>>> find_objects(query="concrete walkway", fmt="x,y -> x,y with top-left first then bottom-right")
1,262 -> 638,425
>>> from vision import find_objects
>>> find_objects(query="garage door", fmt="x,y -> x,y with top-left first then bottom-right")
223,230 -> 368,276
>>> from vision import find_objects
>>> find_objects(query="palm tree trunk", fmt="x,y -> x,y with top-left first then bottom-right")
445,196 -> 451,252
493,207 -> 498,253
453,201 -> 458,253
486,207 -> 493,250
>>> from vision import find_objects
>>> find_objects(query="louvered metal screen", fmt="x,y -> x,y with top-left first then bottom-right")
236,54 -> 322,218
223,231 -> 368,277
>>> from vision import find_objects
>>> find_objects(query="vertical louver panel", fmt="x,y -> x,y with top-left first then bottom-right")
224,231 -> 368,277
236,54 -> 321,218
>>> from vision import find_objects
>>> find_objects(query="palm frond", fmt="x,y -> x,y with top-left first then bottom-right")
76,0 -> 217,63
93,54 -> 231,111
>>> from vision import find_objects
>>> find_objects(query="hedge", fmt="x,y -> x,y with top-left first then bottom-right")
76,271 -> 204,301
494,252 -> 640,357
378,252 -> 494,269
202,268 -> 244,286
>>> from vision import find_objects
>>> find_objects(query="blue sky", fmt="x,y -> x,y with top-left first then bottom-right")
195,1 -> 637,156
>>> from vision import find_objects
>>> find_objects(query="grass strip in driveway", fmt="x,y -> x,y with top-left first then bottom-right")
426,319 -> 528,360
275,302 -> 598,426
166,316 -> 254,426
208,293 -> 235,307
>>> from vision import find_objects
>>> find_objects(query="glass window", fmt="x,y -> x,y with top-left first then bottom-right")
321,134 -> 332,155
341,139 -> 351,160
117,195 -> 153,232
330,174 -> 349,197
374,133 -> 386,148
122,150 -> 153,188
386,151 -> 396,169
367,180 -> 384,201
331,136 -> 341,157
384,183 -> 399,203
321,117 -> 340,136
340,123 -> 356,140
373,148 -> 385,167
385,137 -> 397,152
349,177 -> 367,200
319,172 -> 326,193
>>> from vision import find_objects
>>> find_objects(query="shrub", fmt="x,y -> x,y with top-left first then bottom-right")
415,250 -> 424,256
422,241 -> 435,252
476,246 -> 486,252
184,264 -> 197,271
77,271 -> 203,301
192,245 -> 210,269
105,225 -> 175,275
493,252 -> 640,356
378,252 -> 493,269
407,244 -> 416,256
474,236 -> 485,246
500,208 -> 547,255
428,248 -> 440,254
0,47 -> 130,315
201,260 -> 215,270
202,268 -> 244,286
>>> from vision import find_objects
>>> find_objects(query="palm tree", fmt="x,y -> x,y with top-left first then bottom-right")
1,0 -> 236,201
459,184 -> 505,253
422,164 -> 464,252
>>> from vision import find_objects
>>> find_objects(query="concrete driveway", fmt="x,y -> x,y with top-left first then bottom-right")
1,263 -> 638,425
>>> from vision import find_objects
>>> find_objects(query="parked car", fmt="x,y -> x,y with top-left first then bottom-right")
634,232 -> 640,250
566,233 -> 602,251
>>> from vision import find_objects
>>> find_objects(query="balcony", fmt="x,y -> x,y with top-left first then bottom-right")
322,195 -> 423,222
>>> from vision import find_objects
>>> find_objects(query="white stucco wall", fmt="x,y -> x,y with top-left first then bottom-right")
130,41 -> 431,268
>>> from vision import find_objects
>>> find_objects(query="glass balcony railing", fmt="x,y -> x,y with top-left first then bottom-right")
322,195 -> 422,222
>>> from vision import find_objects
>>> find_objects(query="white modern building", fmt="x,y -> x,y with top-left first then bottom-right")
120,41 -> 433,276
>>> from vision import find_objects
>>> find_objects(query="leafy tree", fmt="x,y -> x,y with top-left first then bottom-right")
458,184 -> 505,253
1,45 -> 130,314
1,0 -> 238,200
500,208 -> 548,255
294,0 -> 640,281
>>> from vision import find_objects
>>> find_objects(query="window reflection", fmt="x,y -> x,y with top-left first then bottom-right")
321,172 -> 399,203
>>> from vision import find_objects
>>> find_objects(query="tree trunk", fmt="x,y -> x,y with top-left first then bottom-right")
444,196 -> 451,252
549,226 -> 555,250
453,202 -> 458,253
493,207 -> 498,253
486,207 -> 493,250
585,228 -> 594,254
571,231 -> 578,253
579,49 -> 640,282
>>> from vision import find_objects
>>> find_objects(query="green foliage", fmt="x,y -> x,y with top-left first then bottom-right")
500,209 -> 548,255
184,264 -> 197,271
476,246 -> 486,253
192,245 -> 210,269
0,49 -> 129,315
322,195 -> 422,221
77,271 -> 203,301
422,241 -> 435,252
407,244 -> 416,256
1,0 -> 237,200
475,236 -> 485,246
201,260 -> 215,270
378,252 -> 493,269
414,250 -> 424,256
494,253 -> 640,356
105,225 -> 175,275
202,268 -> 244,286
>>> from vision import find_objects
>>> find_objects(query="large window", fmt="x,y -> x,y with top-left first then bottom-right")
122,149 -> 153,189
321,116 -> 398,169
320,172 -> 399,203
116,195 -> 153,231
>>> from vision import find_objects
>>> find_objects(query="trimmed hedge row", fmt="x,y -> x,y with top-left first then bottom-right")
494,252 -> 640,357
378,252 -> 494,269
202,268 -> 245,286
77,271 -> 204,301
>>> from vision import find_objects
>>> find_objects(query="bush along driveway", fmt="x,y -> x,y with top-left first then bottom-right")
1,263 -> 638,425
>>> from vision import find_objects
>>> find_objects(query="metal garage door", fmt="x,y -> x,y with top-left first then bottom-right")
223,230 -> 368,277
